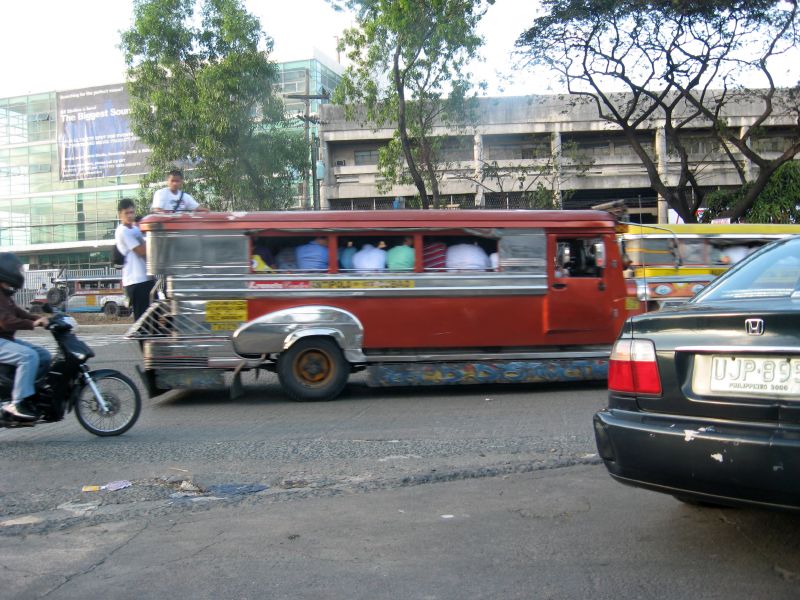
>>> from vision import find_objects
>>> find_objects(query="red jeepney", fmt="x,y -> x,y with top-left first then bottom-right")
129,210 -> 637,400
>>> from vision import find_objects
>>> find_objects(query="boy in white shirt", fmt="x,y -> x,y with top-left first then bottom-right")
115,198 -> 155,319
151,169 -> 207,213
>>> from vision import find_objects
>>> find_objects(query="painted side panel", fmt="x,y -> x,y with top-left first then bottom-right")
246,295 -> 615,348
367,359 -> 608,387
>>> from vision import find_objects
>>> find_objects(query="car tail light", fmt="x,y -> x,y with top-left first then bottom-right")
608,338 -> 662,395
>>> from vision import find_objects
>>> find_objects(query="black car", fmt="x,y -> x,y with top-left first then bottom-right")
594,236 -> 800,510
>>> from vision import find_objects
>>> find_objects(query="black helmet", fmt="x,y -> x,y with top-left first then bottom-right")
0,253 -> 24,291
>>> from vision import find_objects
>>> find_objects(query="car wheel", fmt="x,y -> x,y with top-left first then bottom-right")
103,302 -> 119,317
277,337 -> 349,401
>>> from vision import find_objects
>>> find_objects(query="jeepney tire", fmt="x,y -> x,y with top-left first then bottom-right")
277,337 -> 349,402
28,304 -> 42,315
103,302 -> 119,317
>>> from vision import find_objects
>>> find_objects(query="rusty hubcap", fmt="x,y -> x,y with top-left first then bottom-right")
293,349 -> 333,386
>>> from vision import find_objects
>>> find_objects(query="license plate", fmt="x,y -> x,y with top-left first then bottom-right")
709,355 -> 800,397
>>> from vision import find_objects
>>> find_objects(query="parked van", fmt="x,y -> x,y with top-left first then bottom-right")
128,210 -> 639,400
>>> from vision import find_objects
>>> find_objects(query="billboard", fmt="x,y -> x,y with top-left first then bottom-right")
57,84 -> 150,181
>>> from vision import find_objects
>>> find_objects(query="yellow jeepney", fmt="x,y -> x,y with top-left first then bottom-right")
621,223 -> 800,310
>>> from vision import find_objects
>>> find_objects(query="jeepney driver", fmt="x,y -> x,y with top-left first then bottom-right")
151,169 -> 208,213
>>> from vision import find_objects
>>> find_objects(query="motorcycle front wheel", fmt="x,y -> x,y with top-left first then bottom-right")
75,372 -> 141,436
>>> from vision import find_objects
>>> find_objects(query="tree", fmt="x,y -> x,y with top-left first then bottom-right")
704,160 -> 800,223
121,0 -> 308,211
517,1 -> 800,222
332,0 -> 493,209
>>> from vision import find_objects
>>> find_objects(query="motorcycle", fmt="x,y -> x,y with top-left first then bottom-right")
0,311 -> 141,436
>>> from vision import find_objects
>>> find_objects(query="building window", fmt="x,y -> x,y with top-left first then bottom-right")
354,149 -> 380,166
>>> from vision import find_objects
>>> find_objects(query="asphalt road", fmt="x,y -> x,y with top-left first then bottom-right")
1,328 -> 799,599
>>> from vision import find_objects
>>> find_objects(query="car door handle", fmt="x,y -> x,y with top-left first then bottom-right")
552,283 -> 567,290
598,281 -> 606,291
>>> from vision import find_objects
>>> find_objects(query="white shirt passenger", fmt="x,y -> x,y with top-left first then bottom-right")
152,188 -> 199,212
114,224 -> 149,287
352,244 -> 387,270
446,243 -> 491,270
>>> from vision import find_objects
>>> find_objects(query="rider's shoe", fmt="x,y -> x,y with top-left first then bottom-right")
2,398 -> 41,421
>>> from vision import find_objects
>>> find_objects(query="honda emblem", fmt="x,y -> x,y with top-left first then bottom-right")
745,318 -> 764,336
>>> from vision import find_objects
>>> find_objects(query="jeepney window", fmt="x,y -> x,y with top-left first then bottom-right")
497,233 -> 546,273
338,235 -> 417,272
708,240 -> 761,266
626,238 -> 680,267
251,235 -> 332,272
421,234 -> 497,272
678,239 -> 707,264
554,238 -> 603,278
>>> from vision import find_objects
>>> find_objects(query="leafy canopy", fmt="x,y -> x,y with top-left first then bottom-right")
122,0 -> 308,211
333,0 -> 493,208
517,0 -> 800,222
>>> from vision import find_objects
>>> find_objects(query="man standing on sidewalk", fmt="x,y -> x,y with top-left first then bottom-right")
115,199 -> 155,320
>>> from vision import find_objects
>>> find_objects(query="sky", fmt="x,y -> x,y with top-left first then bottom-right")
0,0 -> 544,100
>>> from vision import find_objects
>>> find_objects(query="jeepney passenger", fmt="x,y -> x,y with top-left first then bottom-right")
489,252 -> 499,270
296,237 -> 329,270
251,242 -> 275,272
339,241 -> 357,270
276,246 -> 298,271
386,237 -> 415,271
446,243 -> 490,270
353,243 -> 387,271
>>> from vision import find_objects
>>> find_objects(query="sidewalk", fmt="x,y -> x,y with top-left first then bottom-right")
1,465 -> 797,600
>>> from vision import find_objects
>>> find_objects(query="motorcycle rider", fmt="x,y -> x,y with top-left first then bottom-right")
0,253 -> 52,420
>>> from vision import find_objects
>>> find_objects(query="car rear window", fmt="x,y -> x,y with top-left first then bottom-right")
695,238 -> 800,302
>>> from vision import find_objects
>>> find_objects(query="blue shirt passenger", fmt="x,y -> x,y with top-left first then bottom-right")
295,237 -> 329,270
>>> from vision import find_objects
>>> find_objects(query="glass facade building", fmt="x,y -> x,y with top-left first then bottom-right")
0,56 -> 342,269
0,92 -> 139,267
275,55 -> 343,208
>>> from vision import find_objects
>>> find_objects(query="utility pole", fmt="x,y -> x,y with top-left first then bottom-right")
288,76 -> 330,211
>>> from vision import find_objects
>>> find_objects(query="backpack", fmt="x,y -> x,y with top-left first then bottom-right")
112,245 -> 126,268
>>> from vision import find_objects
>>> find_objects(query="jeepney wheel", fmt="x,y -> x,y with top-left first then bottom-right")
103,302 -> 119,317
277,337 -> 349,401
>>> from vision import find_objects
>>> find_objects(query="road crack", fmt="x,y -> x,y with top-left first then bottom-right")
38,521 -> 151,598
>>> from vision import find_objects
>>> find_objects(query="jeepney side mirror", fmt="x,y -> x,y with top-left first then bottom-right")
593,242 -> 606,269
556,244 -> 570,268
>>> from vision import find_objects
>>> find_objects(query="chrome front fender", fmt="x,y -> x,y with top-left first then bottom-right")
232,306 -> 365,363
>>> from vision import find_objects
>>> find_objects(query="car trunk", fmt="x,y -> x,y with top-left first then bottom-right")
629,300 -> 800,424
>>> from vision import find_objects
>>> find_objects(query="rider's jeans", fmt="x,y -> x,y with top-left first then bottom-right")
0,338 -> 52,403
